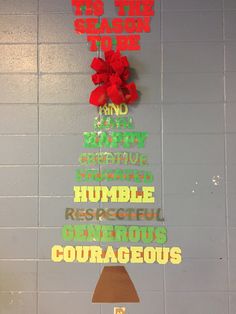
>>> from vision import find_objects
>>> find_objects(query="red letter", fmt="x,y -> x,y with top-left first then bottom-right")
128,35 -> 141,50
115,0 -> 127,16
74,19 -> 86,34
84,0 -> 93,15
86,18 -> 99,33
116,35 -> 129,50
99,18 -> 113,34
124,18 -> 136,33
101,36 -> 113,51
72,0 -> 85,15
127,1 -> 138,15
136,17 -> 151,33
87,35 -> 101,51
112,18 -> 124,33
93,0 -> 104,16
72,0 -> 104,16
142,0 -> 155,16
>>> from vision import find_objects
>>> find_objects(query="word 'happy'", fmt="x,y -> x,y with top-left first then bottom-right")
83,131 -> 148,148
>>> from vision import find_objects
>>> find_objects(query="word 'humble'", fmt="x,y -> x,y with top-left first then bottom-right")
73,186 -> 155,203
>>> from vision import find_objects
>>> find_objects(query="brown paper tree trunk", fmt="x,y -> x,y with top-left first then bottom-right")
92,266 -> 140,303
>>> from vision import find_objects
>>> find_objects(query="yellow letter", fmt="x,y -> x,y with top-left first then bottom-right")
143,247 -> 156,264
130,246 -> 143,263
110,103 -> 120,115
117,247 -> 130,264
87,186 -> 101,202
100,186 -> 118,202
64,246 -> 76,263
51,245 -> 64,262
74,186 -> 88,202
170,247 -> 182,265
99,104 -> 110,115
120,103 -> 129,115
103,246 -> 118,263
156,247 -> 169,264
142,186 -> 155,203
76,246 -> 90,263
90,246 -> 104,263
129,186 -> 142,203
117,186 -> 130,202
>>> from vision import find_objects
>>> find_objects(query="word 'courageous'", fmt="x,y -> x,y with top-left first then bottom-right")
51,245 -> 182,264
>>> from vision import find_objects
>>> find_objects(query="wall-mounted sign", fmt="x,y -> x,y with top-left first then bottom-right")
50,1 -> 182,305
65,207 -> 164,221
71,0 -> 156,51
51,245 -> 182,264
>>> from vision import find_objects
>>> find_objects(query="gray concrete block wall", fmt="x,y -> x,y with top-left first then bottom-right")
0,0 -> 236,313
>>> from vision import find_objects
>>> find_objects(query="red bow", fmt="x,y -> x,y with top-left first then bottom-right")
89,50 -> 139,107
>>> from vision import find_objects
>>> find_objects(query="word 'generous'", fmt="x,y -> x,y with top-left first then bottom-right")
62,224 -> 167,243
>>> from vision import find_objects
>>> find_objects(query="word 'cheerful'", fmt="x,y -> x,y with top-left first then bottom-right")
94,116 -> 134,130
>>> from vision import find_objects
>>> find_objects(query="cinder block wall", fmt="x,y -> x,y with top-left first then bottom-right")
0,0 -> 236,313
